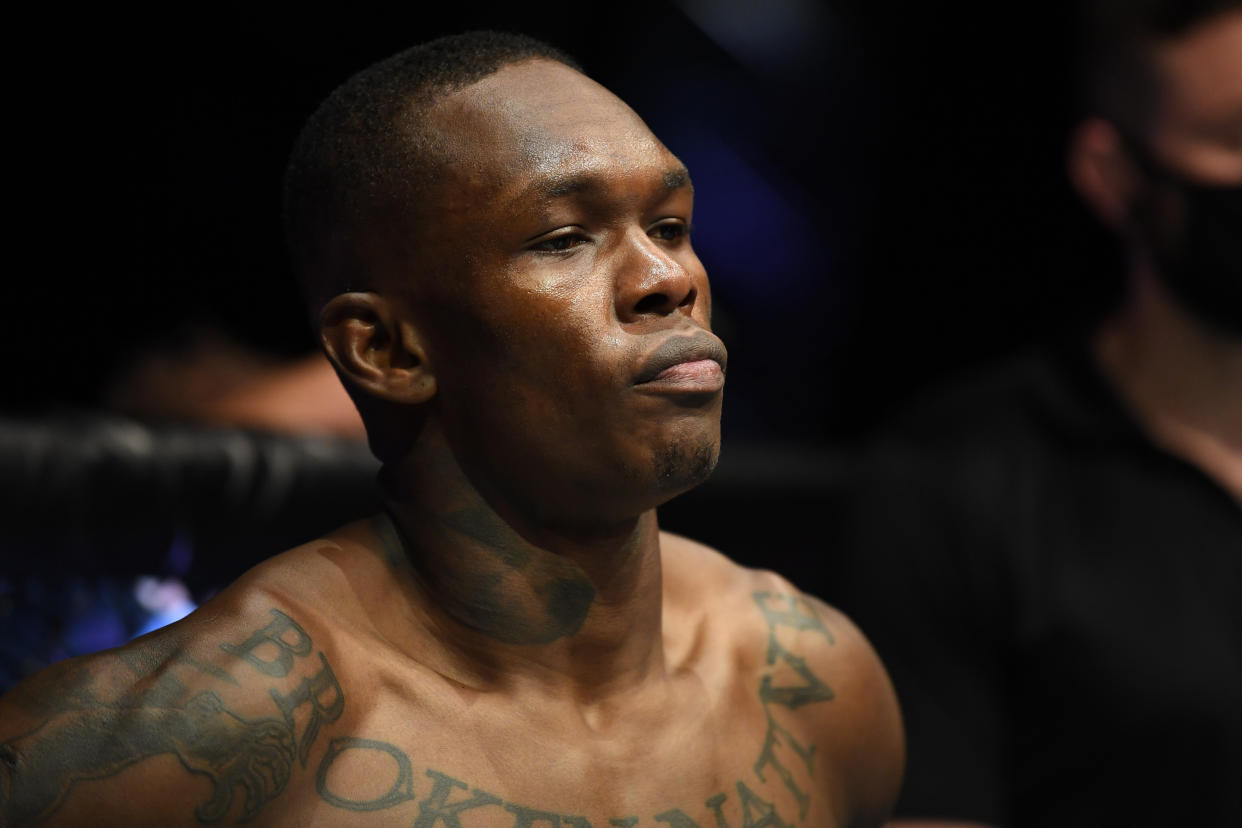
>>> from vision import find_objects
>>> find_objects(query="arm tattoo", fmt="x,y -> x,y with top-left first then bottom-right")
751,591 -> 835,821
0,608 -> 343,825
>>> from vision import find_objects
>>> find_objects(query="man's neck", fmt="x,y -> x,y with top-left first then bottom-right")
1094,262 -> 1242,502
372,423 -> 667,702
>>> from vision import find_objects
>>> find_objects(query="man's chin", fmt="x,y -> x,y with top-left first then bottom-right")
653,437 -> 721,500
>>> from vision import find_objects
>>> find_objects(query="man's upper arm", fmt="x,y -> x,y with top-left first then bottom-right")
802,593 -> 906,828
0,594 -> 345,826
744,570 -> 905,828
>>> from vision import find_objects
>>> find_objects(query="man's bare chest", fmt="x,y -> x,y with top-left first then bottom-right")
280,697 -> 833,828
262,592 -> 844,827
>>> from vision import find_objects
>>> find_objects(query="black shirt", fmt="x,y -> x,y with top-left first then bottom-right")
825,339 -> 1242,826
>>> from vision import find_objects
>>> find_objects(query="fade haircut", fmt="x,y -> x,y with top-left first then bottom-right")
1078,0 -> 1242,132
283,31 -> 581,326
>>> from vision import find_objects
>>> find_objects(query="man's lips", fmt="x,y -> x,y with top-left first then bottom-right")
634,332 -> 728,392
650,359 -> 721,383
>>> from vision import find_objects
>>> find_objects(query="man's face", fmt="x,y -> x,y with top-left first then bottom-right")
1146,10 -> 1242,183
390,59 -> 724,527
1125,11 -> 1242,333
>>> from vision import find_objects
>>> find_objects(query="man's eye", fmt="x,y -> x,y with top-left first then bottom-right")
531,233 -> 587,252
650,221 -> 689,242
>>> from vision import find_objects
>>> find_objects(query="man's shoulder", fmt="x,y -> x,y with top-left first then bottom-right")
661,530 -> 889,667
0,522 -> 386,826
0,530 -> 355,725
660,531 -> 798,653
659,530 -> 755,601
229,515 -> 394,610
660,533 -> 904,823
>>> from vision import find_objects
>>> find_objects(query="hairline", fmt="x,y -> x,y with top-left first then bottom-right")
284,33 -> 586,329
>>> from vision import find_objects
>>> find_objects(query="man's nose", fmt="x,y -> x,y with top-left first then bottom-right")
614,229 -> 698,323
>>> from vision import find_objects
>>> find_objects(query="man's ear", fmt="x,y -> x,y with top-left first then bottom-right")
320,292 -> 436,405
1068,117 -> 1141,230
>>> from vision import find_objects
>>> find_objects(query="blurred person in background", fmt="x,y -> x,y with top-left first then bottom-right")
105,328 -> 365,440
827,0 -> 1241,825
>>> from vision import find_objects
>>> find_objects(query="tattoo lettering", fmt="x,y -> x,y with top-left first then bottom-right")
219,608 -> 313,677
733,781 -> 791,828
753,592 -> 835,654
654,784 -> 786,828
216,607 -> 343,774
316,737 -> 416,811
314,737 -> 794,827
750,591 -> 835,820
653,808 -> 711,827
654,793 -> 731,828
414,769 -> 503,827
503,803 -> 563,827
270,652 -> 345,766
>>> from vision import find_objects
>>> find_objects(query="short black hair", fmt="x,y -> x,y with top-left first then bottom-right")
1078,0 -> 1242,129
283,30 -> 581,325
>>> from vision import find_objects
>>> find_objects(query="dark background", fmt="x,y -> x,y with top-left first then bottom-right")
7,0 -> 1122,439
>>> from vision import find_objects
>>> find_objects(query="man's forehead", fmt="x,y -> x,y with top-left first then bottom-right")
425,59 -> 681,192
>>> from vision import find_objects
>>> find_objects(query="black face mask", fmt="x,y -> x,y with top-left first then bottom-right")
1121,132 -> 1242,336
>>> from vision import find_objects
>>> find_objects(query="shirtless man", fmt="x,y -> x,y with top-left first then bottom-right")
0,32 -> 902,827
